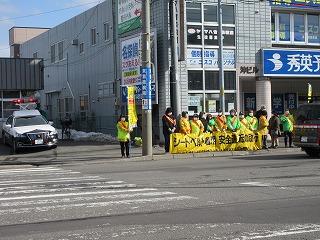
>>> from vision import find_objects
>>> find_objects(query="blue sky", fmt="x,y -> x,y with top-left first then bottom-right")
0,0 -> 101,57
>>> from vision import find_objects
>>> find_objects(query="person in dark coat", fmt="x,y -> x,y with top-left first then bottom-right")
268,110 -> 280,148
199,111 -> 207,133
255,105 -> 268,121
162,107 -> 176,153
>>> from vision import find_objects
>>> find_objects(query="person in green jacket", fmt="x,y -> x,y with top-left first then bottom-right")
227,109 -> 241,132
280,108 -> 294,147
239,112 -> 250,130
227,109 -> 241,142
206,114 -> 216,133
116,114 -> 132,158
245,109 -> 258,131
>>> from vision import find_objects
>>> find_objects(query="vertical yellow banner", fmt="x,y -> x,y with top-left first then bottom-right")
127,86 -> 138,128
308,83 -> 312,103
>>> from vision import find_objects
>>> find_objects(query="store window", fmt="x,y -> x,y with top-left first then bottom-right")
188,93 -> 204,113
224,71 -> 236,90
205,71 -> 219,90
294,14 -> 305,42
279,13 -> 290,42
308,14 -> 320,44
272,11 -> 320,44
271,12 -> 275,41
188,70 -> 203,90
186,3 -> 201,22
187,25 -> 202,45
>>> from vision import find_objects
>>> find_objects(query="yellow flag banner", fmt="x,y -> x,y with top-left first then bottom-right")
127,86 -> 138,128
170,130 -> 262,154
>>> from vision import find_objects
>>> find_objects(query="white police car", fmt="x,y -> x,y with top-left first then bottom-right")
2,100 -> 58,152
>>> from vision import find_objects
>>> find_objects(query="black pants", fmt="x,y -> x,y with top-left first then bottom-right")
284,131 -> 293,147
164,132 -> 171,153
120,141 -> 130,157
262,135 -> 268,149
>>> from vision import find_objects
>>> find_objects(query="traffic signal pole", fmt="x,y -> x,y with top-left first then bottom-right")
141,0 -> 153,156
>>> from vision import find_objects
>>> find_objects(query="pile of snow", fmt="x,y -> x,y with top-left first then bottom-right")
57,129 -> 117,143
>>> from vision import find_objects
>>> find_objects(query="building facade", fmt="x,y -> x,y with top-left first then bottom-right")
18,0 -> 320,140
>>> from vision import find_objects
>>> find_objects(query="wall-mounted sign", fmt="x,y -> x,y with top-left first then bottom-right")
238,64 -> 260,77
118,0 -> 141,34
187,49 -> 235,69
270,0 -> 320,9
263,49 -> 320,77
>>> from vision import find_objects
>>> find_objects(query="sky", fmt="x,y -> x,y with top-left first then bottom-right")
0,0 -> 102,57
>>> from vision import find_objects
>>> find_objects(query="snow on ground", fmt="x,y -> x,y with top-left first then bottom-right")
57,129 -> 117,143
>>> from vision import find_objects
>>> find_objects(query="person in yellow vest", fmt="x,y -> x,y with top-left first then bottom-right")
245,109 -> 258,131
179,111 -> 191,134
190,113 -> 204,136
214,109 -> 227,132
239,112 -> 250,130
258,110 -> 269,149
116,114 -> 133,158
280,108 -> 294,147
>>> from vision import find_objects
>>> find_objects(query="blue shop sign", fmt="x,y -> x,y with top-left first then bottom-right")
270,0 -> 320,9
285,93 -> 297,110
244,93 -> 256,111
272,93 -> 284,114
122,83 -> 157,104
263,49 -> 320,77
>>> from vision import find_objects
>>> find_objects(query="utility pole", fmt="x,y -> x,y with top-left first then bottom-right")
170,0 -> 181,117
218,0 -> 225,113
141,0 -> 153,156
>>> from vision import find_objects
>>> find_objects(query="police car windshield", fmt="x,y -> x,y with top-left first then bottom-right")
14,115 -> 47,127
296,105 -> 320,123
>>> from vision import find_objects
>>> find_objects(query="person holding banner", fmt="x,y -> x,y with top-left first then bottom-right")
239,112 -> 250,130
116,114 -> 132,158
258,110 -> 269,149
179,111 -> 191,134
214,109 -> 227,132
227,109 -> 241,142
162,107 -> 176,153
206,114 -> 216,133
280,108 -> 294,148
190,113 -> 204,136
246,109 -> 258,131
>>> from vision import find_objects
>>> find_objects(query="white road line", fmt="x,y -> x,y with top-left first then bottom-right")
240,182 -> 274,187
0,188 -> 159,201
235,224 -> 320,239
0,167 -> 69,173
1,191 -> 178,207
0,196 -> 197,215
0,183 -> 137,195
0,176 -> 104,186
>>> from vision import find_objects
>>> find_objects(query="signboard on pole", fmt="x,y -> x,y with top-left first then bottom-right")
127,86 -> 138,128
141,67 -> 152,110
118,0 -> 142,34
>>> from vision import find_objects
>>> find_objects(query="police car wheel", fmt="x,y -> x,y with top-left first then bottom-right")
305,148 -> 320,157
12,139 -> 19,153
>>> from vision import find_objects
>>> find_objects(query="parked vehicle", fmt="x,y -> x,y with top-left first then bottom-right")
2,100 -> 58,153
293,103 -> 320,156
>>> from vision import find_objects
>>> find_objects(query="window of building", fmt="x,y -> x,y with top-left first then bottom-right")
186,3 -> 201,22
79,95 -> 89,117
50,44 -> 55,63
222,5 -> 235,24
80,42 -> 84,54
33,52 -> 38,58
98,81 -> 114,97
204,5 -> 217,22
58,41 -> 64,61
57,97 -> 74,119
91,27 -> 97,46
272,11 -> 320,44
308,14 -> 319,43
294,14 -> 305,42
104,22 -> 110,41
205,71 -> 219,90
279,13 -> 290,42
188,70 -> 203,90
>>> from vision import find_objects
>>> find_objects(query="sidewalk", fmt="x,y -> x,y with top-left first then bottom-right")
0,139 -> 303,166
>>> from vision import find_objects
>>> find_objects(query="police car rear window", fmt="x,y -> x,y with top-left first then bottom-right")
296,105 -> 320,122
